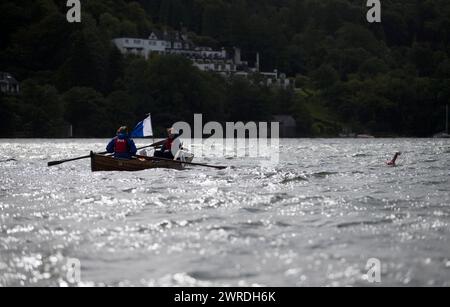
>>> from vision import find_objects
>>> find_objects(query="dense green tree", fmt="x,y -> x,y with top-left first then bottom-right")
127,55 -> 226,122
57,15 -> 111,93
1,0 -> 449,137
0,94 -> 21,135
106,90 -> 137,129
310,65 -> 340,90
226,77 -> 271,122
99,13 -> 121,38
20,80 -> 65,137
63,87 -> 110,137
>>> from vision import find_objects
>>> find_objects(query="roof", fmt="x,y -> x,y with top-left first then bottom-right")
0,72 -> 19,85
149,30 -> 190,43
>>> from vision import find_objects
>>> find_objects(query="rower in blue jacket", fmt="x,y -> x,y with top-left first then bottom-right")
106,126 -> 137,159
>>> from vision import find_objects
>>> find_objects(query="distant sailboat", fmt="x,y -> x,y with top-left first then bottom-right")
434,105 -> 449,138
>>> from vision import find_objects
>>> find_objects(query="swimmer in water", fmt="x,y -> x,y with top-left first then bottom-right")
387,152 -> 401,166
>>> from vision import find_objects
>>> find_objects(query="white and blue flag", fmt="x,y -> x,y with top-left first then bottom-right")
131,114 -> 153,138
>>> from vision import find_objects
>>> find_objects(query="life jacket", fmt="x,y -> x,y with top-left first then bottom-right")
163,138 -> 174,152
114,138 -> 129,153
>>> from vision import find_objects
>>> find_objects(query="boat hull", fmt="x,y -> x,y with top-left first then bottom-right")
91,154 -> 186,172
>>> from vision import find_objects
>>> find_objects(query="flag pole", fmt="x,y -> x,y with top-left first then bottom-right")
146,113 -> 155,145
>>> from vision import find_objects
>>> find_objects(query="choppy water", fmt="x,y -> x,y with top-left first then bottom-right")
0,139 -> 449,287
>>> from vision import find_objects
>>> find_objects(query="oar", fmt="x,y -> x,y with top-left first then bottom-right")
47,143 -> 160,167
136,155 -> 228,170
47,154 -> 95,167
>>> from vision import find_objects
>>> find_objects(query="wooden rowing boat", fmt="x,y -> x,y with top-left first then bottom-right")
90,153 -> 187,172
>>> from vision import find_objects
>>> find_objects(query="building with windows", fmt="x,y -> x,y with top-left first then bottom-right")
113,30 -> 211,60
0,72 -> 20,95
113,31 -> 294,88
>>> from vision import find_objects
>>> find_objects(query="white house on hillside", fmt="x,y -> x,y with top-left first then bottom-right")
113,30 -> 225,59
113,30 -> 294,88
0,72 -> 20,95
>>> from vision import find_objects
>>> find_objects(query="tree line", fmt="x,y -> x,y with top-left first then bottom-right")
1,0 -> 449,137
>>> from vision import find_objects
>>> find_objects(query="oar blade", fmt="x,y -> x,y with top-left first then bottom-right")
48,161 -> 64,167
47,154 -> 92,167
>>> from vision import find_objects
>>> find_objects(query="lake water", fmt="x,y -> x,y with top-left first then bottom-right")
0,139 -> 449,287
